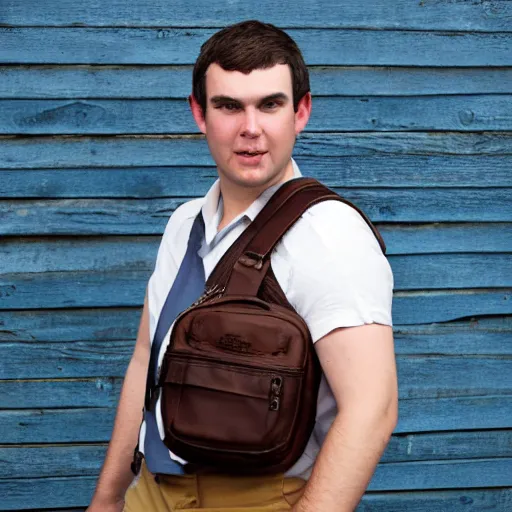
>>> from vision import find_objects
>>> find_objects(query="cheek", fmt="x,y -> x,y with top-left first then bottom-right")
206,116 -> 239,144
266,116 -> 296,145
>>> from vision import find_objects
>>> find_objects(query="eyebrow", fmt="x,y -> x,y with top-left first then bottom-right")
209,92 -> 290,107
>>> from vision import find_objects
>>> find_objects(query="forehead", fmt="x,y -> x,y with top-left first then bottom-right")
204,63 -> 293,100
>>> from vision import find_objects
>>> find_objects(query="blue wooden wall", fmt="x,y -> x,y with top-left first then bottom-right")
1,1 -> 511,510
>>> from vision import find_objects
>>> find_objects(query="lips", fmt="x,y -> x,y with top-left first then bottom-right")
235,150 -> 267,156
234,150 -> 267,165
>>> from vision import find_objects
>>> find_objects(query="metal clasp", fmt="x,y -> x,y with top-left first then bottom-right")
239,253 -> 264,270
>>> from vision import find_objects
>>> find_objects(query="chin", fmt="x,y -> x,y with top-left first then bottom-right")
231,170 -> 277,189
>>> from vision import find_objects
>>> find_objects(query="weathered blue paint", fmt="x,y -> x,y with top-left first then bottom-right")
1,253 -> 511,291
2,0 -> 512,31
2,66 -> 512,99
1,28 -> 512,66
2,430 -> 511,479
2,396 -> 511,443
2,479 -> 512,511
2,95 -> 512,133
2,133 -> 512,170
1,356 -> 510,400
2,158 -> 512,198
2,189 -> 511,238
0,4 -> 511,511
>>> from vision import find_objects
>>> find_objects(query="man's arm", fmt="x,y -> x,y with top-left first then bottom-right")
293,323 -> 398,512
87,293 -> 151,512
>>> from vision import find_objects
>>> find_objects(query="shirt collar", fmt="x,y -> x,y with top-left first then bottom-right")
201,158 -> 303,246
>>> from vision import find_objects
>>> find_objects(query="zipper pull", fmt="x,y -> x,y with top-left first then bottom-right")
269,376 -> 283,411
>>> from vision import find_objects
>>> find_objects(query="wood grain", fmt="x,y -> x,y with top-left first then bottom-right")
2,133 -> 512,170
2,188 -> 510,237
2,430 -> 510,478
1,28 -> 512,66
2,95 -> 512,134
1,355 -> 509,399
2,0 -> 512,30
3,159 -> 512,200
2,309 -> 509,351
2,66 -> 512,99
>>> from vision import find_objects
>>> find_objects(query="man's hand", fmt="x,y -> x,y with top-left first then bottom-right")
86,496 -> 124,512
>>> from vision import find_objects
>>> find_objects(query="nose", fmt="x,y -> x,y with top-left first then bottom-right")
240,108 -> 261,138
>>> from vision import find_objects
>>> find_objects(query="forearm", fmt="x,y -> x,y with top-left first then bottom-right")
294,411 -> 395,512
91,352 -> 148,506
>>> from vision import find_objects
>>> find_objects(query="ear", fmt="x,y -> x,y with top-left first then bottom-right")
189,94 -> 207,134
294,92 -> 312,135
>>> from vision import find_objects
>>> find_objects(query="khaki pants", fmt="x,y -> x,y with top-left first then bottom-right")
124,461 -> 306,511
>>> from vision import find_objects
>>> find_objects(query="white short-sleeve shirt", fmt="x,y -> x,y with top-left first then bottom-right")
143,159 -> 394,479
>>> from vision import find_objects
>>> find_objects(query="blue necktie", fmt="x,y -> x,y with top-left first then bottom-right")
144,213 -> 206,475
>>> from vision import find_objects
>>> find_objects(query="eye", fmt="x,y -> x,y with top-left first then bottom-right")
262,100 -> 280,111
219,103 -> 240,112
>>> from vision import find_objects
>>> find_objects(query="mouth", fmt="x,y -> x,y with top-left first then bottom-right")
235,150 -> 267,157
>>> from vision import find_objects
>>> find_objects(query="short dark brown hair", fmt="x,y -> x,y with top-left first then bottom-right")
192,20 -> 310,114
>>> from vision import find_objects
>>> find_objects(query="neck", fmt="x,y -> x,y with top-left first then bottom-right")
217,160 -> 295,231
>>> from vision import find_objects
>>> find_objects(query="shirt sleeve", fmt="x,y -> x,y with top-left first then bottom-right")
278,200 -> 394,343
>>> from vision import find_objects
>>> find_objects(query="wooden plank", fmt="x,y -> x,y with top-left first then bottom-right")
0,449 -> 508,492
379,224 -> 512,254
2,95 -> 512,134
2,189 -> 510,236
395,396 -> 512,433
390,254 -> 512,290
382,430 -> 512,463
392,289 -> 512,325
2,133 -> 512,170
4,486 -> 510,512
0,445 -> 107,478
3,66 -> 512,99
2,309 -> 509,351
0,238 -> 158,274
1,224 -> 511,259
0,408 -> 117,443
0,308 -> 141,343
0,343 -> 132,380
394,317 -> 512,356
0,378 -> 126,407
2,250 -> 511,293
1,327 -> 510,388
1,227 -> 511,286
1,275 -> 510,322
2,430 -> 510,479
1,396 -> 511,444
4,158 -> 512,199
2,237 -> 511,286
396,357 -> 512,399
1,488 -> 511,512
1,28 -> 512,66
368,458 -> 512,491
358,488 -> 512,512
2,0 -> 512,31
0,475 -> 96,511
1,355 -> 509,400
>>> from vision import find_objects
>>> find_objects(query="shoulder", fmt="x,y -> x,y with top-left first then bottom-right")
272,198 -> 393,340
280,198 -> 383,259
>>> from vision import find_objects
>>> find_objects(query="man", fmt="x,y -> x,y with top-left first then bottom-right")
88,20 -> 397,512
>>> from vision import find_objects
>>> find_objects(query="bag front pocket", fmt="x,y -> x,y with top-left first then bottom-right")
161,356 -> 302,454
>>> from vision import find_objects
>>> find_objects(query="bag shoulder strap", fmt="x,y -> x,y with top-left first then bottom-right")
206,177 -> 386,297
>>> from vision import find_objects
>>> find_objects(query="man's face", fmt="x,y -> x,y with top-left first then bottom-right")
190,63 -> 311,191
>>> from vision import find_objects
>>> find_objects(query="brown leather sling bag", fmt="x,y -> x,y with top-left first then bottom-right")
153,178 -> 386,474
